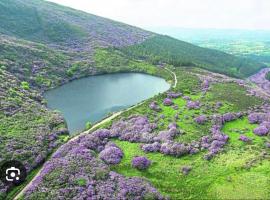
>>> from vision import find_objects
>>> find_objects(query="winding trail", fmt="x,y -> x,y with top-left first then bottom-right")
165,67 -> 177,88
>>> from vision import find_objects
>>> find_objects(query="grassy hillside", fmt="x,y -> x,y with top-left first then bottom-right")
121,35 -> 266,78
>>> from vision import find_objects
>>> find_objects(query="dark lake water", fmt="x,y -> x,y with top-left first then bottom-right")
44,73 -> 170,133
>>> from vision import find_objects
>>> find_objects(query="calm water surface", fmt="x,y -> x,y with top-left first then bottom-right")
44,73 -> 170,133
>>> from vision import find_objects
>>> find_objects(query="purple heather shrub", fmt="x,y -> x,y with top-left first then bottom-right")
181,166 -> 192,175
201,123 -> 229,160
222,113 -> 236,122
260,121 -> 270,129
141,142 -> 161,152
208,140 -> 226,154
211,114 -> 224,126
99,145 -> 123,165
239,135 -> 251,142
154,130 -> 175,142
186,100 -> 200,109
149,123 -> 158,130
189,147 -> 200,155
188,141 -> 200,155
163,98 -> 173,106
76,133 -> 108,152
253,126 -> 269,136
132,156 -> 151,170
265,142 -> 270,148
149,101 -> 161,112
195,115 -> 207,124
160,142 -> 190,157
92,129 -> 111,139
154,123 -> 180,142
200,136 -> 211,149
167,91 -> 182,98
212,132 -> 229,142
248,113 -> 265,124
34,154 -> 45,165
110,115 -> 155,143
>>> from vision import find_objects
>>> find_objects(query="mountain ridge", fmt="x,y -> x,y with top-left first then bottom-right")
0,0 -> 266,80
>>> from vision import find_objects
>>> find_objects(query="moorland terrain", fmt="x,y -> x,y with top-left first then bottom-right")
0,0 -> 269,199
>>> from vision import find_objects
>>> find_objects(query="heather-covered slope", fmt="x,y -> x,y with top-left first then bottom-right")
0,68 -> 69,198
0,0 -> 269,199
0,0 -> 152,48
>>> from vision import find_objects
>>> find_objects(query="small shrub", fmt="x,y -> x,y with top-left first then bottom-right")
132,156 -> 151,170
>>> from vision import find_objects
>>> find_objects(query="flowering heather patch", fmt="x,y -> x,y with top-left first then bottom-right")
239,135 -> 252,142
222,113 -> 237,122
195,115 -> 208,124
253,126 -> 269,136
154,123 -> 180,142
99,144 -> 123,165
132,156 -> 151,170
160,141 -> 190,157
110,115 -> 156,143
248,113 -> 265,124
202,122 -> 230,160
149,101 -> 161,111
141,142 -> 161,153
163,98 -> 173,106
23,132 -> 163,199
167,91 -> 182,98
186,100 -> 201,109
200,136 -> 211,149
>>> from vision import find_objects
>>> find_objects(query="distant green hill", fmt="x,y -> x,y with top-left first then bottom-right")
121,35 -> 266,78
